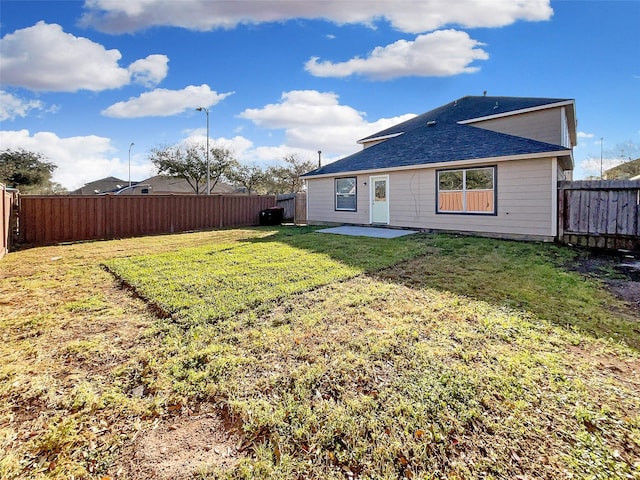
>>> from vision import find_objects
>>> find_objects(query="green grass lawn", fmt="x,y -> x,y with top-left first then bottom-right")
1,226 -> 639,479
102,227 -> 431,324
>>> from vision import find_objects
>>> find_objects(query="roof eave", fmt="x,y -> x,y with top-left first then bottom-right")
303,149 -> 573,179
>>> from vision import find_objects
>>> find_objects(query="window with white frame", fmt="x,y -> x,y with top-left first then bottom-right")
437,166 -> 496,214
335,177 -> 357,211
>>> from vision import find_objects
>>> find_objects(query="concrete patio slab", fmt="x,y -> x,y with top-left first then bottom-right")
317,226 -> 418,239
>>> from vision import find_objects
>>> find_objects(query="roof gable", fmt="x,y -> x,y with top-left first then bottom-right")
303,95 -> 575,178
358,96 -> 572,144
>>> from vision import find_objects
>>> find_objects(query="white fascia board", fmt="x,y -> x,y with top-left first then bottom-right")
457,100 -> 576,125
356,132 -> 404,145
551,157 -> 558,237
303,150 -> 572,179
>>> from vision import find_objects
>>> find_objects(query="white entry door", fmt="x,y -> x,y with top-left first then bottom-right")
370,175 -> 389,224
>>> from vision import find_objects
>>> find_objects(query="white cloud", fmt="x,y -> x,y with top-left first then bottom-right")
240,90 -> 364,128
101,84 -> 233,118
577,131 -> 594,139
239,90 -> 416,155
182,131 -> 255,158
0,129 -> 153,189
578,156 -> 626,177
128,54 -> 170,87
0,22 -> 168,92
576,131 -> 596,147
183,131 -> 333,167
0,91 -> 46,121
306,30 -> 488,79
81,0 -> 552,34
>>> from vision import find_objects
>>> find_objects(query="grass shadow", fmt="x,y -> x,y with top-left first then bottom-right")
243,226 -> 640,351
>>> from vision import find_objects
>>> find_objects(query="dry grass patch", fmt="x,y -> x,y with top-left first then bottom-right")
1,228 -> 279,479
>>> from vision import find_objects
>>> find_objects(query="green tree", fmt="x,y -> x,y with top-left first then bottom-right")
149,143 -> 238,195
265,154 -> 315,194
0,149 -> 64,193
226,163 -> 268,194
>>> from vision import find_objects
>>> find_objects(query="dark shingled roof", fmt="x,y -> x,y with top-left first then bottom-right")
358,96 -> 571,142
303,96 -> 572,177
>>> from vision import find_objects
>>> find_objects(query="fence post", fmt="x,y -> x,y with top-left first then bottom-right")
219,195 -> 224,228
294,192 -> 307,225
1,184 -> 7,258
557,183 -> 565,243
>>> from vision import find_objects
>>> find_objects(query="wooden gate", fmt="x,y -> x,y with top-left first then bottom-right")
275,193 -> 306,224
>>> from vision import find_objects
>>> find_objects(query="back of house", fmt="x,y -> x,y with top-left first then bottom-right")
302,95 -> 576,241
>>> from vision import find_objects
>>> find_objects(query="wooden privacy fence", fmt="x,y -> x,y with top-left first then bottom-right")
15,194 -> 276,247
275,193 -> 307,224
276,194 -> 296,220
558,180 -> 640,250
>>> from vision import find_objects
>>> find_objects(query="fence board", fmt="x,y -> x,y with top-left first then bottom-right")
618,191 -> 630,235
1,184 -> 11,259
294,193 -> 307,225
606,192 -> 618,234
276,194 -> 296,221
579,190 -> 591,233
15,194 -> 276,247
558,180 -> 640,251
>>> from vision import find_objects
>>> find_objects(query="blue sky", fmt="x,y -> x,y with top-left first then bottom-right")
1,0 -> 639,190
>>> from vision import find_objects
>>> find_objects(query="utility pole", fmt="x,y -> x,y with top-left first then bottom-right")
128,142 -> 134,188
196,107 -> 210,194
600,137 -> 604,179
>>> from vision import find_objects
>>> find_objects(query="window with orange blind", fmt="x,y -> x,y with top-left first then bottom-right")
437,166 -> 496,214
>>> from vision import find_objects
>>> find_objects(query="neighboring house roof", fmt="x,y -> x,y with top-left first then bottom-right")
71,175 -> 237,195
70,176 -> 131,195
304,95 -> 574,178
140,175 -> 236,194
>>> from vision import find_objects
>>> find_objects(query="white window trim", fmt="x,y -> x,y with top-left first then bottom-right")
335,177 -> 357,212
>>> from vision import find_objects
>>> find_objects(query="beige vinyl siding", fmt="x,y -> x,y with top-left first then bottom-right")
558,165 -> 573,181
388,158 -> 555,237
306,175 -> 369,224
471,108 -> 563,146
306,157 -> 556,238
